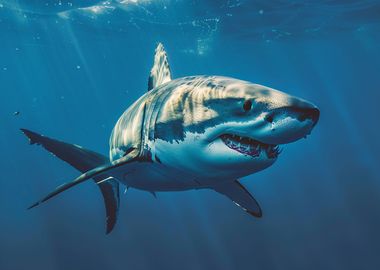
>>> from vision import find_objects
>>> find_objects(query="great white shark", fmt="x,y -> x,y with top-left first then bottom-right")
22,43 -> 320,233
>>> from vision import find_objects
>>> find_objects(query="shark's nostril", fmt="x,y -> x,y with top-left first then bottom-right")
265,114 -> 274,123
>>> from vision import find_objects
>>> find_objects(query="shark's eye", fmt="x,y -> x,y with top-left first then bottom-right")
243,100 -> 252,112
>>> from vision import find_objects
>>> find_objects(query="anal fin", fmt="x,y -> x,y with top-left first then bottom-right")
212,180 -> 262,217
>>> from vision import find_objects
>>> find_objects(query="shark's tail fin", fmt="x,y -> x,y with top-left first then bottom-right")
20,129 -> 120,234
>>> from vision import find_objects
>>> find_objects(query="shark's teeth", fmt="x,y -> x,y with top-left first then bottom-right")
220,134 -> 280,159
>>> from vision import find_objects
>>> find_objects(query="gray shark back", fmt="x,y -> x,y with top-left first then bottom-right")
109,75 -> 254,160
108,75 -> 241,161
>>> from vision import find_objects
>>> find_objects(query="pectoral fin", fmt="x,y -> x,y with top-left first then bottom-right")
28,148 -> 140,210
212,180 -> 262,217
21,128 -> 123,233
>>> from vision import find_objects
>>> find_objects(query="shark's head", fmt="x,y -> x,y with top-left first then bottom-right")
154,76 -> 319,179
200,78 -> 319,176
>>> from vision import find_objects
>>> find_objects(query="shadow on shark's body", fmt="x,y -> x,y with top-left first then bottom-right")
22,43 -> 319,233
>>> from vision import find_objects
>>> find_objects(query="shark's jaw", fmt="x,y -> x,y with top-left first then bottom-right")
220,134 -> 281,159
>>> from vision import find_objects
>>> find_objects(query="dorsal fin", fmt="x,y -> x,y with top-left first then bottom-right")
147,43 -> 172,91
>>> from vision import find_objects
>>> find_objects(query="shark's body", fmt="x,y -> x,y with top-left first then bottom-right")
22,44 -> 319,233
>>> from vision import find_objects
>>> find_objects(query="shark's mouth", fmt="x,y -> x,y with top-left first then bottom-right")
220,134 -> 281,159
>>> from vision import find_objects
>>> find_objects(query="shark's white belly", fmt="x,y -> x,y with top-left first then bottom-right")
110,162 -> 203,191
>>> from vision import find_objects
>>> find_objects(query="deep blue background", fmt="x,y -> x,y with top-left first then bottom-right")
1,1 -> 380,269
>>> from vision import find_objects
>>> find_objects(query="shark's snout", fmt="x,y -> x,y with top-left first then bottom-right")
265,104 -> 320,126
253,96 -> 320,145
297,107 -> 320,124
290,100 -> 320,125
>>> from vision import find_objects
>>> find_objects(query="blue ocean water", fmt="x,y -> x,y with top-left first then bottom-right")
1,1 -> 380,269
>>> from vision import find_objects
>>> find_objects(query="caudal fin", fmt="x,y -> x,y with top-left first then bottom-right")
21,129 -> 122,234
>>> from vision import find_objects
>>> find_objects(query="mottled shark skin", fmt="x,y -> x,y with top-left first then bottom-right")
22,43 -> 320,233
109,75 -> 319,189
